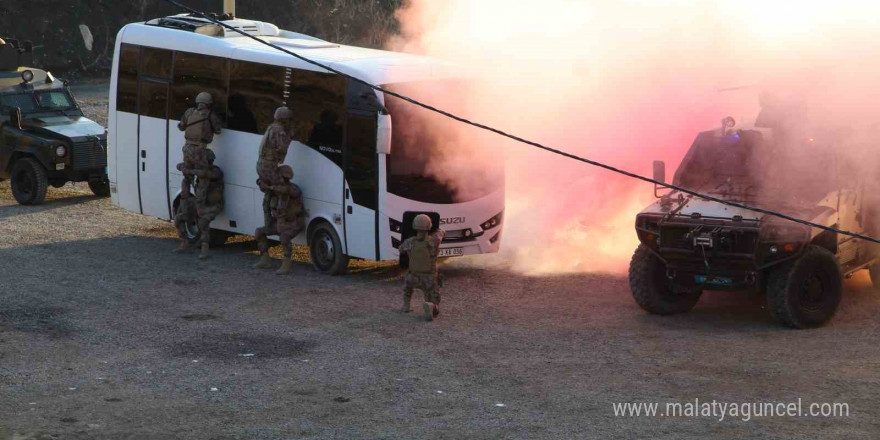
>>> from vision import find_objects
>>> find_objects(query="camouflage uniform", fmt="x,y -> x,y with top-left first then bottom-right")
173,192 -> 198,252
178,106 -> 222,198
400,229 -> 446,307
258,121 -> 293,225
193,165 -> 225,250
173,159 -> 224,258
255,176 -> 306,272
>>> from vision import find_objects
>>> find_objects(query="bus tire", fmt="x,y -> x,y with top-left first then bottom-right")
766,245 -> 842,329
309,222 -> 349,275
629,244 -> 702,315
11,158 -> 49,206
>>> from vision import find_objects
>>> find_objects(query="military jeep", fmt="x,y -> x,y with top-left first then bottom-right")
630,108 -> 879,328
0,38 -> 108,205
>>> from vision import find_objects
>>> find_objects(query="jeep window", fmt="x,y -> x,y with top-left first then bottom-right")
36,91 -> 75,110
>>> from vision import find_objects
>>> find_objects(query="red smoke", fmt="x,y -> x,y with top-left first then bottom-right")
387,0 -> 880,274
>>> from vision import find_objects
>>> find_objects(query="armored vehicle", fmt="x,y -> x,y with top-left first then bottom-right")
630,107 -> 879,328
0,38 -> 108,205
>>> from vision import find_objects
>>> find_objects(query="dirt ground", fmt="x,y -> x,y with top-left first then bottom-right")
1,93 -> 880,440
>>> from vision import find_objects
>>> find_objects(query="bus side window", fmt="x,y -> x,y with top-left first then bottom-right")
140,47 -> 172,79
171,51 -> 228,121
289,69 -> 346,165
116,44 -> 139,113
228,60 -> 287,134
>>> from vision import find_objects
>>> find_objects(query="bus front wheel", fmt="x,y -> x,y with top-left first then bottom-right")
309,222 -> 349,275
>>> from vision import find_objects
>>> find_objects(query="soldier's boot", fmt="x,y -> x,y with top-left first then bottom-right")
433,303 -> 440,318
276,257 -> 293,275
423,302 -> 434,322
401,295 -> 411,313
173,240 -> 192,254
198,243 -> 211,260
254,253 -> 273,269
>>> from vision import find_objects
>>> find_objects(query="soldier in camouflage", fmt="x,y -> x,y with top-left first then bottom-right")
399,214 -> 446,321
257,107 -> 294,229
173,149 -> 225,260
254,165 -> 306,275
178,92 -> 222,200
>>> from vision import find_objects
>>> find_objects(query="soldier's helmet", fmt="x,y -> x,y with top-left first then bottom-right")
412,214 -> 433,231
278,165 -> 294,180
206,148 -> 216,164
274,106 -> 293,121
195,92 -> 213,105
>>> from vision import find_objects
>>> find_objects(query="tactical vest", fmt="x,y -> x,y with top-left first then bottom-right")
273,185 -> 304,222
185,109 -> 214,143
258,124 -> 289,163
408,238 -> 435,274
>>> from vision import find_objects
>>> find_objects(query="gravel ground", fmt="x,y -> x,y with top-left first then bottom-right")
1,90 -> 880,440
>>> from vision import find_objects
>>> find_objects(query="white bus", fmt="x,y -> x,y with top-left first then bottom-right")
108,14 -> 505,274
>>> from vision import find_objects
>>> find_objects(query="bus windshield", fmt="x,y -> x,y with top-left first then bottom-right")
384,81 -> 503,204
0,90 -> 78,116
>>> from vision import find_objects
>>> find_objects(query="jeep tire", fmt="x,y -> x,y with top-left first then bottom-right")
766,245 -> 842,329
629,244 -> 702,315
11,158 -> 49,205
89,179 -> 111,197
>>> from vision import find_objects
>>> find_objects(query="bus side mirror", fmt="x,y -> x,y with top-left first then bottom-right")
653,160 -> 667,198
10,107 -> 22,129
377,113 -> 392,155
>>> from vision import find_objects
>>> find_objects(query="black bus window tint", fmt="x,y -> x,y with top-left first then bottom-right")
139,81 -> 168,119
116,44 -> 139,113
228,60 -> 287,134
289,70 -> 346,163
171,51 -> 228,121
344,114 -> 378,210
140,47 -> 172,79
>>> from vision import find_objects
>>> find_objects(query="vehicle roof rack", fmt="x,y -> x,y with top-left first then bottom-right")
146,14 -> 279,38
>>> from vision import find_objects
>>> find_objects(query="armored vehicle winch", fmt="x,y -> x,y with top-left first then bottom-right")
0,38 -> 108,205
630,107 -> 879,328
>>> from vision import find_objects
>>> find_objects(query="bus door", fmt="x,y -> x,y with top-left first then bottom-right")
343,110 -> 379,260
137,78 -> 171,219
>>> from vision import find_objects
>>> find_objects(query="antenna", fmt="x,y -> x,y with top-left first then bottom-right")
223,0 -> 235,18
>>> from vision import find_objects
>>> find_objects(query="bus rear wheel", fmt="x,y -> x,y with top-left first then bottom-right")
309,222 -> 349,275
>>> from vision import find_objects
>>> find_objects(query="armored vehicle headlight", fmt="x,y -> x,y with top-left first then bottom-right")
21,70 -> 34,83
55,145 -> 67,157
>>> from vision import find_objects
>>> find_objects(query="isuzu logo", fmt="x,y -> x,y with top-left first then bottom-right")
440,217 -> 465,225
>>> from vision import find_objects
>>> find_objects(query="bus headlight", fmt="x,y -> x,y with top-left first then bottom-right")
55,145 -> 67,157
21,70 -> 34,83
480,211 -> 504,231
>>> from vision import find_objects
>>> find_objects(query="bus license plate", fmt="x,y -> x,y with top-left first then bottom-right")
439,247 -> 463,257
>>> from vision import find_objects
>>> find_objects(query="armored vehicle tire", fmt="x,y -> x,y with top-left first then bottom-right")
11,158 -> 48,205
88,180 -> 111,197
309,222 -> 349,275
870,265 -> 880,289
766,245 -> 842,329
629,244 -> 703,315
